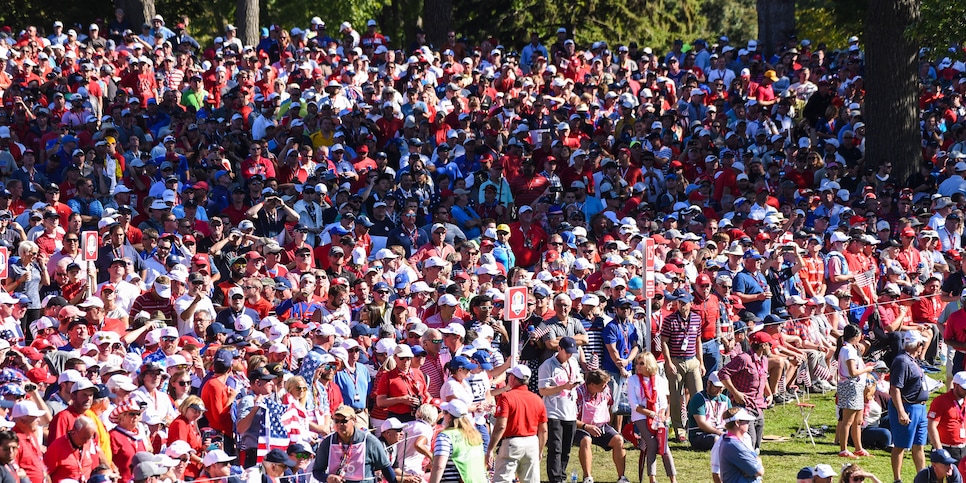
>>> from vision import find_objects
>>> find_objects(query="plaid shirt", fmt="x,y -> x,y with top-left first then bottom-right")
800,255 -> 825,297
718,350 -> 768,410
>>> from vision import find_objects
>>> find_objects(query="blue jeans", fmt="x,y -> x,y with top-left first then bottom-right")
860,427 -> 893,450
477,422 -> 491,451
702,339 -> 721,385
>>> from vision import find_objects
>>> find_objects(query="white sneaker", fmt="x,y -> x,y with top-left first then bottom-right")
583,477 -> 594,483
617,476 -> 630,483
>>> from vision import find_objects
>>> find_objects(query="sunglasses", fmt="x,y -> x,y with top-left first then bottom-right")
177,381 -> 191,387
332,418 -> 350,425
430,339 -> 443,344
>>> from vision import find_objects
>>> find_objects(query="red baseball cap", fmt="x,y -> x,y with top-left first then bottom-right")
696,273 -> 712,286
901,227 -> 917,238
26,366 -> 56,384
192,254 -> 209,266
750,331 -> 773,345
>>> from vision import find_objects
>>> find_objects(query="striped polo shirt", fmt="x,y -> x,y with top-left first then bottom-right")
661,310 -> 703,359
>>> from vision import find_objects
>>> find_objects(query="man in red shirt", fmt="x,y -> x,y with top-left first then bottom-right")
49,378 -> 97,442
200,349 -> 238,451
12,400 -> 47,483
748,70 -> 778,107
508,206 -> 547,269
488,365 -> 548,483
912,277 -> 944,364
945,293 -> 966,374
928,371 -> 966,461
44,416 -> 105,483
374,344 -> 429,422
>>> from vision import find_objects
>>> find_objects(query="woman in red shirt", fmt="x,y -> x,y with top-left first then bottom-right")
167,395 -> 206,479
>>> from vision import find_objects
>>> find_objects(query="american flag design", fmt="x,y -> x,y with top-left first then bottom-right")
588,353 -> 600,371
796,361 -> 813,387
256,397 -> 292,463
854,270 -> 875,289
529,325 -> 551,341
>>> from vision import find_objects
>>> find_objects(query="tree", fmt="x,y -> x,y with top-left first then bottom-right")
422,0 -> 453,47
117,0 -> 156,31
236,0 -> 258,46
864,0 -> 921,183
756,0 -> 795,58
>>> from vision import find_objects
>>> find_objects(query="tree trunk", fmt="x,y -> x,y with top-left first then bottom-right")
117,0 -> 154,32
423,0 -> 453,48
235,0 -> 259,47
865,0 -> 921,183
756,0 -> 795,59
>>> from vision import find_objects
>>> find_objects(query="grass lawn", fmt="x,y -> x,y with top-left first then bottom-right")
570,391 -> 919,482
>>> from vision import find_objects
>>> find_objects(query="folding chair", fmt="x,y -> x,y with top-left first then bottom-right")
795,401 -> 817,447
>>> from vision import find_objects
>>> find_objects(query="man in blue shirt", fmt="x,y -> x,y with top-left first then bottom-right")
602,297 -> 638,430
731,251 -> 771,319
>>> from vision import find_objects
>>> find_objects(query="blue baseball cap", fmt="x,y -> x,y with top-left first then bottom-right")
411,345 -> 427,357
763,314 -> 785,325
665,288 -> 693,303
373,281 -> 391,292
273,277 -> 292,290
471,350 -> 494,370
351,324 -> 376,338
559,337 -> 579,354
743,250 -> 762,260
330,225 -> 351,236
450,355 -> 479,371
206,322 -> 228,338
394,272 -> 410,289
213,349 -> 234,371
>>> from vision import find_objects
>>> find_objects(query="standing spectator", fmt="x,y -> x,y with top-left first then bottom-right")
890,331 -> 931,482
835,324 -> 876,458
627,352 -> 676,483
718,330 -> 773,450
311,405 -> 397,483
602,297 -> 638,432
717,408 -> 764,483
538,337 -> 581,483
731,251 -> 771,320
660,288 -> 704,442
199,349 -> 238,452
928,371 -> 966,462
428,400 -> 487,483
488,366 -> 548,483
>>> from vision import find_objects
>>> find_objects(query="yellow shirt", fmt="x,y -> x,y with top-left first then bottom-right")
85,408 -> 112,466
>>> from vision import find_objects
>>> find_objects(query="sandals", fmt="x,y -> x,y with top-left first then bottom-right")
854,449 -> 872,457
838,450 -> 859,458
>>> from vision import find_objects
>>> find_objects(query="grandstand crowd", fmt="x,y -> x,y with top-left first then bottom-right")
0,10 -> 964,483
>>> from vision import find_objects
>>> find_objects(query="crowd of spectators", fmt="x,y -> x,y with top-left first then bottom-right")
2,8 -> 966,483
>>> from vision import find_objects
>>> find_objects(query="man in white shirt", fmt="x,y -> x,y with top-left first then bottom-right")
174,272 -> 217,335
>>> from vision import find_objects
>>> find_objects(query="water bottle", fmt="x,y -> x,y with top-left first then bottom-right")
940,340 -> 948,368
571,470 -> 578,483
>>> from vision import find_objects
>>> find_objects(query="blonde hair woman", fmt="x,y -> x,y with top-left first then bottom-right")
428,400 -> 485,483
626,352 -> 677,483
167,395 -> 206,478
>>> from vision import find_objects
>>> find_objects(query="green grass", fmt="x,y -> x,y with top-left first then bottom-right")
567,391 -> 921,482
